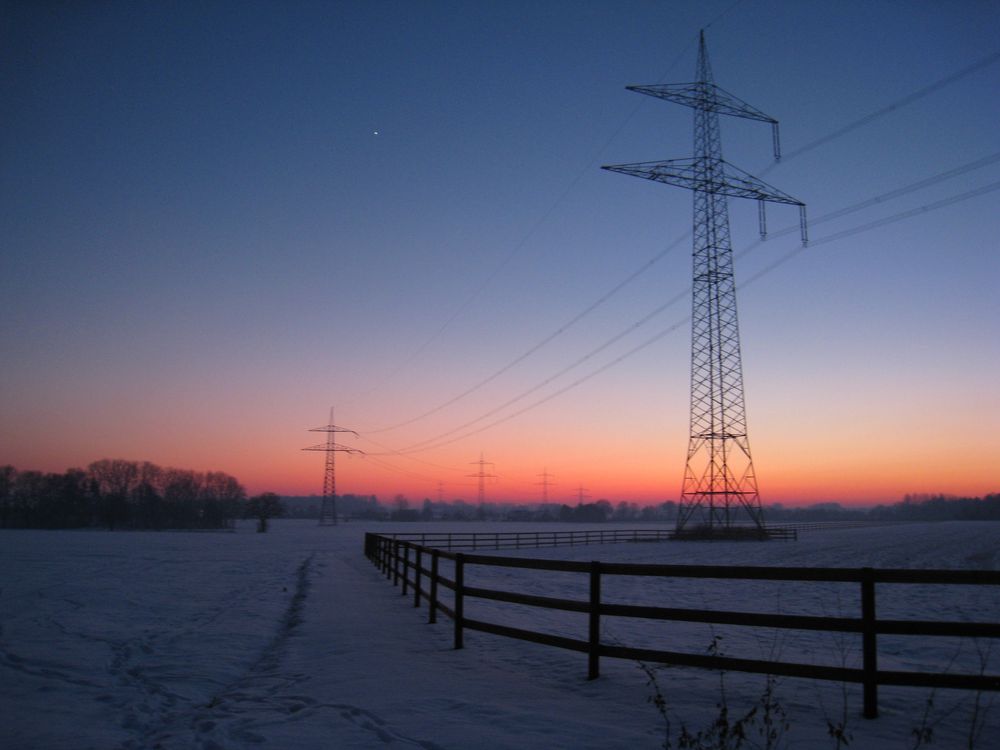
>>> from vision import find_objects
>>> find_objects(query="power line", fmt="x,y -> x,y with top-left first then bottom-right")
362,65 -> 999,436
807,180 -> 1000,247
736,151 -> 1000,257
704,0 -> 745,31
345,27 -> 716,409
375,178 -> 998,456
360,453 -> 446,486
356,50 -> 1000,453
736,181 -> 1000,292
389,315 -> 690,455
356,431 -> 462,472
372,158 -> 1000,454
390,285 -> 690,454
365,233 -> 688,434
768,51 -> 1000,168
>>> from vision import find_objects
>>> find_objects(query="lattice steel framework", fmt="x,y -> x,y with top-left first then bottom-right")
467,453 -> 496,505
536,468 -> 555,504
302,407 -> 361,526
604,32 -> 806,533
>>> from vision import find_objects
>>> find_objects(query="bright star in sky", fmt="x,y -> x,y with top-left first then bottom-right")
2,1 -> 998,505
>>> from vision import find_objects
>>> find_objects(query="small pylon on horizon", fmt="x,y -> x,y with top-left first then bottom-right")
302,407 -> 362,526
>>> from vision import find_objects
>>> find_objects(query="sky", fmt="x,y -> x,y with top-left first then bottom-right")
2,0 -> 998,506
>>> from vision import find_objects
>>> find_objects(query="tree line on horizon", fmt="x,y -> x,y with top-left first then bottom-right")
2,460 -> 997,529
0,459 -> 280,530
285,492 -> 1000,524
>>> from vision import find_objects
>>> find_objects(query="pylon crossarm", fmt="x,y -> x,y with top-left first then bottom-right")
302,443 -> 363,454
308,424 -> 359,435
626,82 -> 778,125
602,159 -> 803,206
601,158 -> 693,185
721,159 -> 803,205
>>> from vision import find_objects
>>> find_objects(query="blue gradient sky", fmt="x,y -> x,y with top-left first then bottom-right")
3,1 -> 998,504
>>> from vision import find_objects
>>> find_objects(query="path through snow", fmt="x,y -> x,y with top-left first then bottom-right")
2,521 -> 997,749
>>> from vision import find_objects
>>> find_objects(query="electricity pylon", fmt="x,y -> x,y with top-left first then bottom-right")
302,407 -> 361,526
467,452 -> 496,505
536,468 -> 555,504
603,31 -> 806,535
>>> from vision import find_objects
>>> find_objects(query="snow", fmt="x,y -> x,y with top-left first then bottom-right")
2,521 -> 997,749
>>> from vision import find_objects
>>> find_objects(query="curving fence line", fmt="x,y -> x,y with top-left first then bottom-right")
378,526 -> 792,550
364,531 -> 1000,719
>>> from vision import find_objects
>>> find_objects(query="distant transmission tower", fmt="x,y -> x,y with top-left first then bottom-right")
604,31 -> 807,535
467,452 -> 497,505
575,485 -> 589,504
302,407 -> 362,526
536,468 -> 555,503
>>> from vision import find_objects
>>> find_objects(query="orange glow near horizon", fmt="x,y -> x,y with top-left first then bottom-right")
5,393 -> 998,508
3,4 -> 998,514
5,388 -> 997,508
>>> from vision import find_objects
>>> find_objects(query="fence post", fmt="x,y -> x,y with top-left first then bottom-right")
413,548 -> 422,608
454,553 -> 465,649
588,560 -> 602,680
401,544 -> 409,596
383,538 -> 392,579
861,567 -> 878,719
393,541 -> 401,586
429,550 -> 439,624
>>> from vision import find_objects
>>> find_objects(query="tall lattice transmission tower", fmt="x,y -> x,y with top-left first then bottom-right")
302,407 -> 361,526
604,31 -> 807,536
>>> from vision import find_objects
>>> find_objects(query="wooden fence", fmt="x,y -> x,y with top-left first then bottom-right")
379,526 -> 796,551
364,531 -> 1000,719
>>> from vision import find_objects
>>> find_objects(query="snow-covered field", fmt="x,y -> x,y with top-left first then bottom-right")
2,521 -> 997,749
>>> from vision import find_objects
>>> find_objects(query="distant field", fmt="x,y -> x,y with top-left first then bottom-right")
2,520 -> 997,749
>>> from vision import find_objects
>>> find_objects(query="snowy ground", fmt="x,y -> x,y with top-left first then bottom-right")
1,521 -> 997,749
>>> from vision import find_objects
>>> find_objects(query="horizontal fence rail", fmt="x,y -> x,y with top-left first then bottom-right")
379,526 -> 798,551
363,532 -> 1000,719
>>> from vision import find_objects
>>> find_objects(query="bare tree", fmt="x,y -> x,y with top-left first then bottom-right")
245,492 -> 285,532
88,459 -> 140,529
0,465 -> 16,528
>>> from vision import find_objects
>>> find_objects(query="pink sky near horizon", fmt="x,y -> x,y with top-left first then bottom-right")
3,2 -> 998,508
